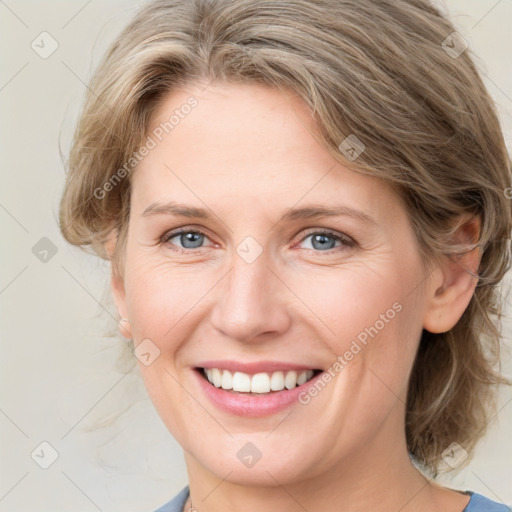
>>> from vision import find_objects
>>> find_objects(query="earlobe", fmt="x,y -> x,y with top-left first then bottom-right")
111,269 -> 132,339
105,230 -> 132,339
422,216 -> 481,334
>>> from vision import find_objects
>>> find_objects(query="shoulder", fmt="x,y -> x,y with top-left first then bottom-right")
152,485 -> 190,512
150,486 -> 512,512
464,491 -> 511,512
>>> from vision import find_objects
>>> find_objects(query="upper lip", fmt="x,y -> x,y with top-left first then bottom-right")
195,360 -> 322,374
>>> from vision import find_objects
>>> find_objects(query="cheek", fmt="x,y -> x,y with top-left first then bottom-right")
123,254 -> 215,341
291,258 -> 424,389
289,260 -> 406,345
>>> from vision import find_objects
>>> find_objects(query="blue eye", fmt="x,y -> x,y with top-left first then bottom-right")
161,228 -> 354,254
162,230 -> 209,251
299,230 -> 354,252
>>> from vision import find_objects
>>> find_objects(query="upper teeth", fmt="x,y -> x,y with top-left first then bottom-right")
203,368 -> 315,393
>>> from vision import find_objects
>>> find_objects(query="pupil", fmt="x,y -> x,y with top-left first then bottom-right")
313,234 -> 335,250
182,232 -> 203,248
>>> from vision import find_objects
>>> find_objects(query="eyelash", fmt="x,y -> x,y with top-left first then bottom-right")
160,227 -> 356,255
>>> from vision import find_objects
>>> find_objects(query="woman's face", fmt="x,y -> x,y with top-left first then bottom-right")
113,81 -> 434,485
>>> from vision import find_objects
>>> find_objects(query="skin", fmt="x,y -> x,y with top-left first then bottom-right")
109,81 -> 480,512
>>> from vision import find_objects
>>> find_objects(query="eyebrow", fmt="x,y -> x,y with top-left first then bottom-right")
141,200 -> 377,225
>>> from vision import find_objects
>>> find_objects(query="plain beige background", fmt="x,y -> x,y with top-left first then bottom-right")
1,1 -> 511,511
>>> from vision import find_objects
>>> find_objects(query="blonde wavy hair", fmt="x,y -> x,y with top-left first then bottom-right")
59,0 -> 512,476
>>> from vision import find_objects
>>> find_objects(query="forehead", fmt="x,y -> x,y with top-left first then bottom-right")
131,81 -> 401,222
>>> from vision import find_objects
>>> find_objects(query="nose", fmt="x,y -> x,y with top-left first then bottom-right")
209,248 -> 292,343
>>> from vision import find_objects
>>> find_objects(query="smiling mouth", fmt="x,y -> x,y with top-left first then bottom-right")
196,367 -> 323,394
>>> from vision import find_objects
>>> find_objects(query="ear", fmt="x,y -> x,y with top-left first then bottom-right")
422,215 -> 481,334
105,230 -> 132,339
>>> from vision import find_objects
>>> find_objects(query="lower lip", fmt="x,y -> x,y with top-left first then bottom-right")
193,369 -> 324,417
